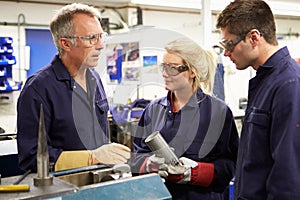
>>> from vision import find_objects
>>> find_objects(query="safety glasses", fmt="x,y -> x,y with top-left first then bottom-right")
64,32 -> 108,46
159,63 -> 189,76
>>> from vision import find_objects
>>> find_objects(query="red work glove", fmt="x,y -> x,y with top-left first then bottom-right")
159,157 -> 215,187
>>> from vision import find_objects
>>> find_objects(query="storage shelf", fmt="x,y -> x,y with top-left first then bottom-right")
0,46 -> 13,54
0,36 -> 20,93
0,79 -> 21,92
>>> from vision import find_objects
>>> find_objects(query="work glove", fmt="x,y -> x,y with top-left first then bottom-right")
55,150 -> 91,171
139,154 -> 165,174
159,157 -> 215,187
90,143 -> 131,165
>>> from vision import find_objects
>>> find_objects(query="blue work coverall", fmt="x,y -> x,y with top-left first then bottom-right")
17,55 -> 109,172
132,89 -> 239,200
235,47 -> 300,199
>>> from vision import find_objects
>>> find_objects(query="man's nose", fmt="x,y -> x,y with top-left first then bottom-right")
224,49 -> 231,56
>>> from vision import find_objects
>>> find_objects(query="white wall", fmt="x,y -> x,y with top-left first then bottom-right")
142,9 -> 300,114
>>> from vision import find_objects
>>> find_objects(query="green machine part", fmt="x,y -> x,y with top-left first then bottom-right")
62,173 -> 171,200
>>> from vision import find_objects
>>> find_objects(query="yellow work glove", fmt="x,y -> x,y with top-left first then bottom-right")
89,143 -> 131,165
55,150 -> 90,171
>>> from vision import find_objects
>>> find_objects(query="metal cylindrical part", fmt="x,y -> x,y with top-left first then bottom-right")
37,154 -> 49,178
34,104 -> 53,186
145,131 -> 180,165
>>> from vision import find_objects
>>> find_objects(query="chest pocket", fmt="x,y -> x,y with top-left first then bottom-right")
246,107 -> 270,128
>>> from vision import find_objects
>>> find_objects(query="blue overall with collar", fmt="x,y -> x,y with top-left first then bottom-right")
17,55 -> 109,172
132,89 -> 239,200
235,47 -> 300,199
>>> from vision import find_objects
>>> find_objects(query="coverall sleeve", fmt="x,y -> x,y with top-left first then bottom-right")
268,79 -> 300,198
210,108 -> 239,192
131,105 -> 154,175
17,85 -> 62,172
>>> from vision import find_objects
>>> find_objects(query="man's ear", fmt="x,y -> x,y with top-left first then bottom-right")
60,38 -> 72,51
250,29 -> 261,42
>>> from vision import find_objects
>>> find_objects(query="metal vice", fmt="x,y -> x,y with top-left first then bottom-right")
0,164 -> 171,200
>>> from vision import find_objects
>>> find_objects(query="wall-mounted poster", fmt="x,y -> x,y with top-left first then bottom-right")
143,55 -> 157,67
106,41 -> 140,84
142,55 -> 158,74
106,43 -> 122,84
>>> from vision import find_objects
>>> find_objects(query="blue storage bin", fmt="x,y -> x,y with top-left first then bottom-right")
0,37 -> 13,45
0,79 -> 21,92
6,55 -> 16,65
0,66 -> 7,77
0,46 -> 13,54
0,55 -> 6,65
0,36 -> 20,93
0,55 -> 16,65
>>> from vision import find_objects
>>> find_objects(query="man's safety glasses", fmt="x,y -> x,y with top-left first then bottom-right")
219,30 -> 257,53
64,32 -> 108,46
219,35 -> 244,53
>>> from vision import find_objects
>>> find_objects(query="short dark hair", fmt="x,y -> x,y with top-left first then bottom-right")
216,0 -> 278,45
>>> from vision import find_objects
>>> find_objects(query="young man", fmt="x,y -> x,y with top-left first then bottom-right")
217,0 -> 300,199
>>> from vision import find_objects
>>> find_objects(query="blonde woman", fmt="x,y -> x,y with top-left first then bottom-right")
132,37 -> 239,199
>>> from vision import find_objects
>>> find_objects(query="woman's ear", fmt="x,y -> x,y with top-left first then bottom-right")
190,71 -> 196,79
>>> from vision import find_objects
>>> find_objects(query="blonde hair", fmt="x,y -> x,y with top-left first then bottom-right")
50,3 -> 101,56
165,37 -> 216,93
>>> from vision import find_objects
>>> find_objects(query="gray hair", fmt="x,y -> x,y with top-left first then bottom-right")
165,37 -> 216,93
50,3 -> 101,55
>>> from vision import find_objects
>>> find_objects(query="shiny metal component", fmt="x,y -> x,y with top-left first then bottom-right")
56,164 -> 132,187
112,163 -> 131,175
93,164 -> 132,183
34,104 -> 53,186
145,131 -> 180,165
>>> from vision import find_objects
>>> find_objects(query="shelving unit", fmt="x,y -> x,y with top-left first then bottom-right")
0,37 -> 21,103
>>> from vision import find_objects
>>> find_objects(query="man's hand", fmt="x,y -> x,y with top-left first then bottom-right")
90,143 -> 131,165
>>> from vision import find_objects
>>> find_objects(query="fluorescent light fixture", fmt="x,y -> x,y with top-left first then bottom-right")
131,0 -> 202,9
131,0 -> 300,17
131,0 -> 234,10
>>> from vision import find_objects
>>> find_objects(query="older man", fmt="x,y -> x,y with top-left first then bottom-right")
17,3 -> 130,172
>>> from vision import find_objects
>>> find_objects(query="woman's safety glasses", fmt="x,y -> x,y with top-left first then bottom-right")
159,63 -> 189,76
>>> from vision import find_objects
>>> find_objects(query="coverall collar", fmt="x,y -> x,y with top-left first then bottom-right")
160,89 -> 207,109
